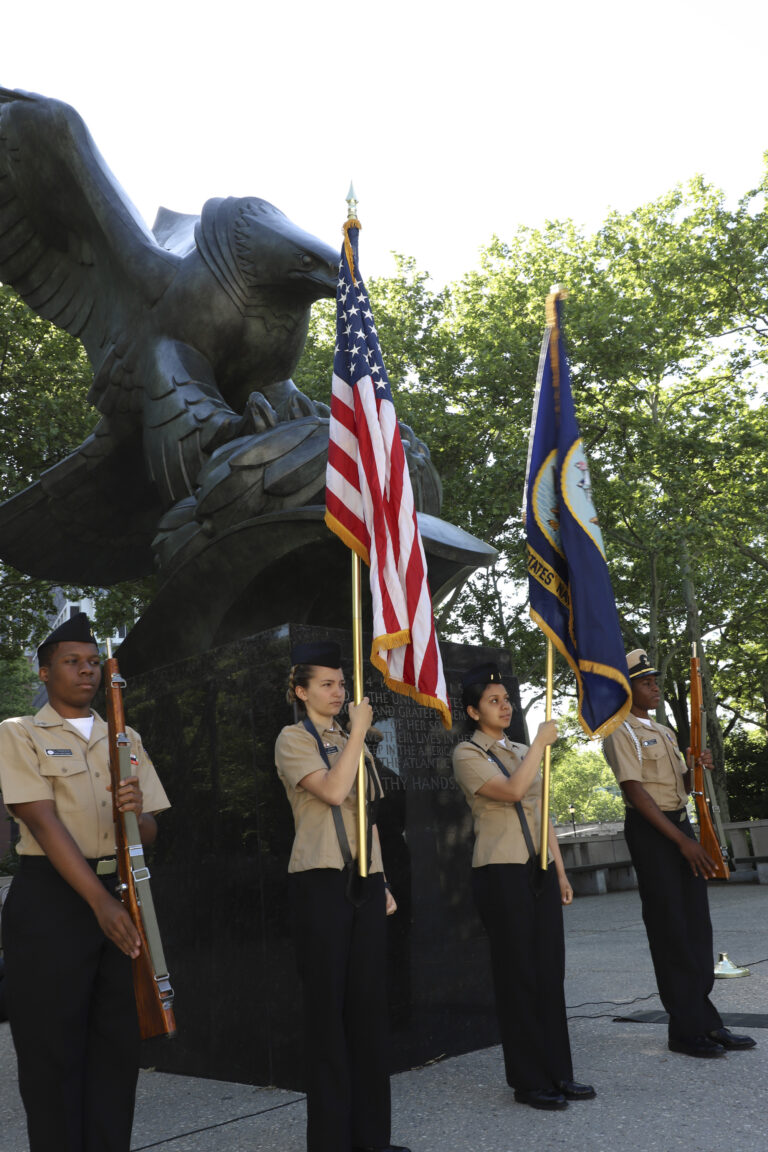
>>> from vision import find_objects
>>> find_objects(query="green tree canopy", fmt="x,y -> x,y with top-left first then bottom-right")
0,655 -> 38,722
549,748 -> 625,826
723,729 -> 768,821
296,167 -> 768,818
2,162 -> 767,828
0,285 -> 154,653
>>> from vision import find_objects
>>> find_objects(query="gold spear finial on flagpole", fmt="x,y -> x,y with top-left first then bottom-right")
343,182 -> 360,285
346,180 -> 358,221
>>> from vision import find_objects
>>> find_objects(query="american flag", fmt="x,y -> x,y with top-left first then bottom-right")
325,220 -> 451,729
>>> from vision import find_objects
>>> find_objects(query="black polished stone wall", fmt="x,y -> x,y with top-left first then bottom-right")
125,625 -> 526,1087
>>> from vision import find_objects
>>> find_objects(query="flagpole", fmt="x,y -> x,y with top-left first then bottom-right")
524,285 -> 631,868
345,181 -> 368,879
540,638 -> 554,870
537,287 -> 563,872
351,550 -> 368,877
536,285 -> 565,871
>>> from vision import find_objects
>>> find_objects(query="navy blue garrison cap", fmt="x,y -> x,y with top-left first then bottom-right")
461,662 -> 503,690
290,640 -> 342,668
37,611 -> 98,661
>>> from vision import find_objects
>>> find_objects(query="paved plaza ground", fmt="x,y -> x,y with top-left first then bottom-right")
1,884 -> 765,1152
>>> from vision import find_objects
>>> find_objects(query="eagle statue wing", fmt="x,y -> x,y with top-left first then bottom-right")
0,88 -> 343,590
0,86 -> 178,414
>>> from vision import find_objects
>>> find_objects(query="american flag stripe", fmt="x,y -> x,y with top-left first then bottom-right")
324,220 -> 450,729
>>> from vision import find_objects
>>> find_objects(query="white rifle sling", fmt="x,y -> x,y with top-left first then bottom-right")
117,733 -> 172,985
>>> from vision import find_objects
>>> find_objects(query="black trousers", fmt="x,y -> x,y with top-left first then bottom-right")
625,808 -> 722,1041
3,857 -> 140,1152
291,868 -> 391,1152
472,861 -> 573,1091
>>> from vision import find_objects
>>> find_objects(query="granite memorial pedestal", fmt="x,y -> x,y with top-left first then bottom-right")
123,624 -> 525,1087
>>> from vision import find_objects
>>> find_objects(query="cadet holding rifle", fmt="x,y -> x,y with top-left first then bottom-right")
602,648 -> 755,1059
0,613 -> 170,1152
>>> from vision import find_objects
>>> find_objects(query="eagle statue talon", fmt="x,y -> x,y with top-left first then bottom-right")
260,378 -> 326,423
239,391 -> 279,436
284,389 -> 323,420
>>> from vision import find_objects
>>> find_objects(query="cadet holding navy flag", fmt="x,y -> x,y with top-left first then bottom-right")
0,612 -> 170,1152
453,662 -> 595,1112
602,648 -> 755,1058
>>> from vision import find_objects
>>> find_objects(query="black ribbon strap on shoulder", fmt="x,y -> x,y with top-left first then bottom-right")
302,717 -> 375,871
468,739 -> 538,864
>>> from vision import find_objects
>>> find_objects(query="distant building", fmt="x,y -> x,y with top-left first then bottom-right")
29,591 -> 132,711
42,591 -> 129,656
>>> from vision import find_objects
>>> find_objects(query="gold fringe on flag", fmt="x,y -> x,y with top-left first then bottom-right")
343,217 -> 361,285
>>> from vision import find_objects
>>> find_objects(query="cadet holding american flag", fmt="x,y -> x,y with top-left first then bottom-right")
274,189 -> 432,1152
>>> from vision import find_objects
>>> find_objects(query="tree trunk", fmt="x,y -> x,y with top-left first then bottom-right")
667,678 -> 690,748
647,550 -> 670,727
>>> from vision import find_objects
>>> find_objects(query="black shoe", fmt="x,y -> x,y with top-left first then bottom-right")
555,1079 -> 596,1100
708,1027 -> 756,1050
352,1146 -> 411,1151
668,1035 -> 726,1057
513,1087 -> 568,1110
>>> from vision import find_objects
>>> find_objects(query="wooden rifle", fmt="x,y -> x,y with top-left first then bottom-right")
689,643 -> 730,880
105,641 -> 177,1039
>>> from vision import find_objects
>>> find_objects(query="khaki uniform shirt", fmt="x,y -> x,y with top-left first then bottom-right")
603,713 -> 688,811
0,704 -> 170,859
453,730 -> 549,867
275,720 -> 383,874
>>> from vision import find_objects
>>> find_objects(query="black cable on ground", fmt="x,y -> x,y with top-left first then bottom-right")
131,1094 -> 306,1150
131,957 -> 768,1146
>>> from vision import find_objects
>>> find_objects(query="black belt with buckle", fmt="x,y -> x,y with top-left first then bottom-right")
662,808 -> 688,823
90,857 -> 117,876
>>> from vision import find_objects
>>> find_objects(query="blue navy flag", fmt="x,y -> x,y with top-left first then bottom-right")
522,291 -> 631,739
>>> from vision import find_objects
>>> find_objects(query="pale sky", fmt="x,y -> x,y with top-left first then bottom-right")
4,0 -> 763,733
3,0 -> 767,285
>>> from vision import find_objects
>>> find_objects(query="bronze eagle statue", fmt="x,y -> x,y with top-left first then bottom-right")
0,87 -> 489,672
0,86 -> 352,584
